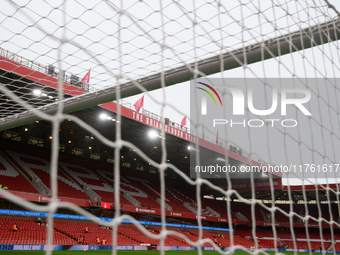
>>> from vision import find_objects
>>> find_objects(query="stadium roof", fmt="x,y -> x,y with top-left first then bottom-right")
0,48 -> 283,179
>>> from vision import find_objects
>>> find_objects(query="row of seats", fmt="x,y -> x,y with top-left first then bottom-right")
1,147 -> 340,224
0,217 -> 235,246
234,226 -> 339,250
0,148 -> 200,215
1,217 -> 339,249
0,218 -> 77,245
0,152 -> 38,193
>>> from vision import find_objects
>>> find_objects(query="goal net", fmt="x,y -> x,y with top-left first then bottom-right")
0,0 -> 340,254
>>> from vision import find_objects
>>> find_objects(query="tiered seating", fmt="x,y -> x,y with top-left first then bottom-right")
235,226 -> 335,250
187,229 -> 250,247
274,204 -> 291,223
7,152 -> 89,200
117,225 -> 189,246
54,221 -> 113,245
171,185 -> 230,218
331,241 -> 340,251
0,152 -> 38,193
0,218 -> 77,245
117,232 -> 140,245
284,228 -> 333,251
128,177 -> 193,213
299,204 -> 338,222
202,231 -> 230,247
166,186 -> 197,213
124,178 -> 163,209
29,167 -> 90,200
54,222 -> 189,246
284,240 -> 332,251
201,199 -> 227,217
235,225 -> 285,248
3,144 -> 340,251
59,163 -> 132,206
121,178 -> 161,209
131,194 -> 160,209
95,171 -> 154,208
233,235 -> 254,247
252,228 -> 281,248
229,202 -> 266,222
1,216 -> 337,249
118,225 -> 156,245
173,229 -> 199,244
55,221 -> 153,246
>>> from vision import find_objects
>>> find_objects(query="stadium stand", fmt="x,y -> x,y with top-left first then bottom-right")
0,143 -> 339,249
1,0 -> 340,251
0,151 -> 38,194
0,218 -> 78,245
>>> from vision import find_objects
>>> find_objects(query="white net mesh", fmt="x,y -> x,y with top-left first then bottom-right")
0,0 -> 340,254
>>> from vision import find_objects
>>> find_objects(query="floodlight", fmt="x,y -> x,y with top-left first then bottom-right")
33,89 -> 42,96
148,130 -> 159,139
99,113 -> 107,120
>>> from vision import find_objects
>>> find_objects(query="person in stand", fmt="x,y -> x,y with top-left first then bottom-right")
102,238 -> 106,245
82,236 -> 85,245
96,237 -> 101,245
13,223 -> 18,232
78,236 -> 82,244
85,226 -> 89,234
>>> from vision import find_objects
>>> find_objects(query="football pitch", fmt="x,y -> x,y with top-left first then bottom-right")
0,251 -> 314,255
